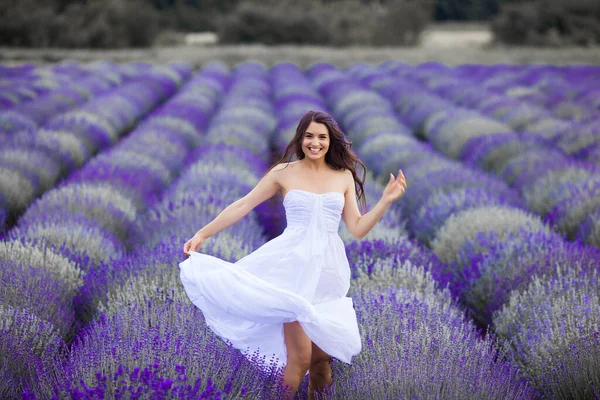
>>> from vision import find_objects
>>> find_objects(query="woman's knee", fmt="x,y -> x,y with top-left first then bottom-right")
287,347 -> 311,373
291,351 -> 312,372
310,342 -> 331,368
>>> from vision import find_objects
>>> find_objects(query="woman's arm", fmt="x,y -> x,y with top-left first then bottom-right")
195,198 -> 252,239
184,165 -> 284,255
351,197 -> 393,240
342,169 -> 406,240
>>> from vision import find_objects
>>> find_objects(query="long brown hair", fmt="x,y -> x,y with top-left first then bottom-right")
266,110 -> 367,211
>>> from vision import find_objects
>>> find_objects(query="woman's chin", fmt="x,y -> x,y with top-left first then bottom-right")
304,151 -> 325,158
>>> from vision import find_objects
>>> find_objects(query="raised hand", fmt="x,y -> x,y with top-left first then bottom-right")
183,232 -> 207,257
382,169 -> 407,204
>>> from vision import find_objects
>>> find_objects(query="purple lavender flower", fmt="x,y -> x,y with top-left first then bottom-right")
544,178 -> 600,239
0,304 -> 66,399
35,301 -> 285,399
0,259 -> 75,338
578,204 -> 600,247
493,262 -> 600,398
333,278 -> 534,399
9,213 -> 127,266
411,186 -> 529,247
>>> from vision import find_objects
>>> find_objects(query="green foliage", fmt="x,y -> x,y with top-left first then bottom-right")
217,1 -> 332,45
0,0 -> 61,47
156,0 -> 228,32
57,1 -> 160,48
0,0 -> 160,48
320,0 -> 385,46
492,0 -> 600,46
219,0 -> 432,46
434,0 -> 500,21
372,0 -> 433,46
0,0 -> 435,47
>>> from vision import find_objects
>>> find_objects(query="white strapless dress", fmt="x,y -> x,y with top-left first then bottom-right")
179,189 -> 362,373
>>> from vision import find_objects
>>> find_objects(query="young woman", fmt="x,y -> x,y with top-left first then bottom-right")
180,110 -> 407,399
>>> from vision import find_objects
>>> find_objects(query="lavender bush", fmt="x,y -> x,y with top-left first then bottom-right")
453,229 -> 599,327
9,213 -> 127,264
493,262 -> 600,398
1,304 -> 66,399
579,205 -> 600,248
330,258 -> 535,399
411,186 -> 527,247
422,109 -> 513,160
0,259 -> 75,337
0,239 -> 83,294
544,178 -> 600,239
32,301 -> 286,399
0,145 -> 63,194
431,206 -> 555,265
497,148 -> 571,190
458,133 -> 560,174
522,165 -> 600,217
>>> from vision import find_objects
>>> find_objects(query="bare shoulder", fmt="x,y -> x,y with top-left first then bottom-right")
340,168 -> 354,180
267,161 -> 296,188
270,161 -> 297,173
340,168 -> 355,193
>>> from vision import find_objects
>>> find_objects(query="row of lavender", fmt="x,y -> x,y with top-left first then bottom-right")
443,64 -> 600,126
379,61 -> 600,247
307,63 -> 599,398
1,61 -> 192,398
1,62 -> 106,109
0,62 -> 143,138
0,61 -> 184,233
0,61 -> 597,398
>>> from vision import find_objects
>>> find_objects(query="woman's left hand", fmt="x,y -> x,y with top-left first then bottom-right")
381,169 -> 407,204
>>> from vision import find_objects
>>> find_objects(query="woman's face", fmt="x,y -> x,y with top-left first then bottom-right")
301,121 -> 330,160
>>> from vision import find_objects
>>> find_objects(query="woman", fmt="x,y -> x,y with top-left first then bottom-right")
180,110 -> 407,399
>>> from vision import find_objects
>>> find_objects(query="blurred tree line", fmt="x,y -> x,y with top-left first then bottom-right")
0,0 -> 598,47
492,0 -> 600,46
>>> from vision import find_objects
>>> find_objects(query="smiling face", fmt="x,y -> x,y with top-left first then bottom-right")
301,121 -> 330,160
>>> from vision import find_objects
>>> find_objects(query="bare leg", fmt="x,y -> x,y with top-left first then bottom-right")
308,342 -> 332,400
282,321 -> 312,399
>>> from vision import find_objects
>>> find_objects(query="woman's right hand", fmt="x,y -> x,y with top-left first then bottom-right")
183,233 -> 207,257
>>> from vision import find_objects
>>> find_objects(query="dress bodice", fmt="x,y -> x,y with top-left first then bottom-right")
283,190 -> 344,234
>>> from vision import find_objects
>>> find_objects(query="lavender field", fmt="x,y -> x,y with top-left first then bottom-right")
1,60 -> 599,399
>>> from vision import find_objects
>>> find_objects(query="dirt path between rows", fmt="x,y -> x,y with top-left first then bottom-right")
2,44 -> 599,68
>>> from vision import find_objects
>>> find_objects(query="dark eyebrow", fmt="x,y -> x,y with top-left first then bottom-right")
305,131 -> 328,136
